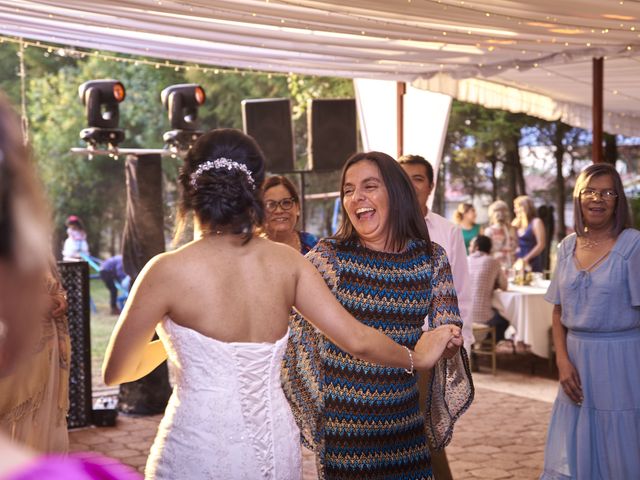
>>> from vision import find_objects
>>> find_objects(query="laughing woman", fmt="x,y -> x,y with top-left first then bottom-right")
283,151 -> 474,480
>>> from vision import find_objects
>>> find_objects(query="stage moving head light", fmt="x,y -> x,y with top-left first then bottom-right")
78,79 -> 126,149
161,83 -> 205,130
161,83 -> 206,152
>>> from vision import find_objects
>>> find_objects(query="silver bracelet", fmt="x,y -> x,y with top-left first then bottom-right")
403,346 -> 414,375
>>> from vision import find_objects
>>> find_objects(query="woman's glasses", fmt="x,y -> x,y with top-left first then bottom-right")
265,197 -> 296,212
580,188 -> 618,201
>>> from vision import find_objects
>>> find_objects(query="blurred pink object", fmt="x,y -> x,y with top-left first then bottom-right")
6,453 -> 141,480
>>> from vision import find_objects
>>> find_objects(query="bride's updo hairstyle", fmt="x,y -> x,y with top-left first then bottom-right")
176,128 -> 266,243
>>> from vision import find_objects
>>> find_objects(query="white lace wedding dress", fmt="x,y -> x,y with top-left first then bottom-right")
145,317 -> 302,480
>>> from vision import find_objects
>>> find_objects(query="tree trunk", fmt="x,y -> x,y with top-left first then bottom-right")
432,156 -> 446,215
513,147 -> 527,196
504,138 -> 521,207
604,133 -> 617,165
489,154 -> 498,201
553,125 -> 568,240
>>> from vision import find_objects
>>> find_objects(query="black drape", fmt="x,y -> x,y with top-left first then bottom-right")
118,154 -> 171,414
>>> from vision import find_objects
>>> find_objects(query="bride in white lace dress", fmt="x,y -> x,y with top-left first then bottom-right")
102,129 -> 462,480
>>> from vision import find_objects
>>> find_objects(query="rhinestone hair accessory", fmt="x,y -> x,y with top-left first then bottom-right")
190,157 -> 255,190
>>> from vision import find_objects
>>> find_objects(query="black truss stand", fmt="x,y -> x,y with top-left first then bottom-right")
58,261 -> 92,429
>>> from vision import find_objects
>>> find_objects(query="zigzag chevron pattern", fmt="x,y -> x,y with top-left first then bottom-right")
282,238 -> 473,479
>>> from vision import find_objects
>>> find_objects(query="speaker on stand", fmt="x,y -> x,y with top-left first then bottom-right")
241,98 -> 295,173
307,98 -> 358,172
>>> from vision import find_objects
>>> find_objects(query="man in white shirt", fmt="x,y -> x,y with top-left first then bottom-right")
399,154 -> 473,480
399,155 -> 473,350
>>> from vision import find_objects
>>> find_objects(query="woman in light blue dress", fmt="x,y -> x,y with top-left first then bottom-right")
541,163 -> 640,479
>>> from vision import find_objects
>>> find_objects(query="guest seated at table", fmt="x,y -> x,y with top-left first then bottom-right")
468,235 -> 509,342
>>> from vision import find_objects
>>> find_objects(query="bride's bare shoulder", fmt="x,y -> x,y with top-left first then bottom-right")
136,241 -> 197,277
253,236 -> 307,268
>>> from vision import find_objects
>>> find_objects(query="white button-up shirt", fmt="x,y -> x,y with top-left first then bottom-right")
424,210 -> 473,351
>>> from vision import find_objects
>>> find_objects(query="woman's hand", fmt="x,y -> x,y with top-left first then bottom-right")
413,325 -> 461,370
443,335 -> 463,359
557,355 -> 583,405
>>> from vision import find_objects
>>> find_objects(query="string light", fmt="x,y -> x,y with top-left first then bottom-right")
2,2 -> 638,84
0,35 -> 293,79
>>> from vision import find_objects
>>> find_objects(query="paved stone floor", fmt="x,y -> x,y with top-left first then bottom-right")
70,352 -> 558,479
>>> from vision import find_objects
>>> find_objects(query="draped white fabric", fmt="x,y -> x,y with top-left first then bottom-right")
354,79 -> 450,207
2,1 -> 640,134
402,85 -> 451,209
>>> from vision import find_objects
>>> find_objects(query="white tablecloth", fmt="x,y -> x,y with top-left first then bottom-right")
493,281 -> 554,358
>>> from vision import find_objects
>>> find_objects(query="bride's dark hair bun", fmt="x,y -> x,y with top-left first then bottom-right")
177,129 -> 265,241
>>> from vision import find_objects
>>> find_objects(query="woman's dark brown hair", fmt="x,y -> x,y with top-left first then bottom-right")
175,128 -> 266,243
333,151 -> 431,254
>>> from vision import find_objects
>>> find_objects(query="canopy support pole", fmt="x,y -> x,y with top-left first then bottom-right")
592,57 -> 604,163
397,82 -> 405,158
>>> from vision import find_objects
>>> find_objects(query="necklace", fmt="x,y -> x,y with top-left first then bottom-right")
579,232 -> 613,250
579,237 -> 600,250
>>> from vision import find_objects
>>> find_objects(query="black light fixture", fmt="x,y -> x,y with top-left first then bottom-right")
160,83 -> 206,152
78,79 -> 126,149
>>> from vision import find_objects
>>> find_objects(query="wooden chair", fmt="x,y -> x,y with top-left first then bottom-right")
471,323 -> 497,375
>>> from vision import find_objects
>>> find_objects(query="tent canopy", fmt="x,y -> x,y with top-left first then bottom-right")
2,1 -> 640,135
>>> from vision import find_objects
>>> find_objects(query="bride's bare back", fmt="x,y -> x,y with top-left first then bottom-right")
153,235 -> 299,343
102,232 -> 461,387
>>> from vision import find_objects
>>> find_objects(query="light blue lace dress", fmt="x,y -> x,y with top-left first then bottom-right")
541,228 -> 640,479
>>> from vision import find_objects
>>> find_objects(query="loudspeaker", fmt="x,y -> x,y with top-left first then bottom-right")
308,98 -> 357,171
241,98 -> 295,172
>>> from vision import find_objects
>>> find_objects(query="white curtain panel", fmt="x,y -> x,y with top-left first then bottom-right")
353,79 -> 451,207
353,78 -> 398,157
402,86 -> 452,209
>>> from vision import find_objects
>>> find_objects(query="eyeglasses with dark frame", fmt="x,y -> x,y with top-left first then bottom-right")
264,197 -> 297,212
580,188 -> 618,201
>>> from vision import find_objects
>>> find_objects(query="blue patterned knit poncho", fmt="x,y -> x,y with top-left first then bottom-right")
282,238 -> 474,480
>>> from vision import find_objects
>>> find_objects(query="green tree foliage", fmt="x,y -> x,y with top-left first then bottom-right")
2,40 -> 355,251
520,121 -> 590,239
444,101 -> 537,210
187,70 -> 288,130
26,52 -> 186,255
0,42 -> 77,105
631,197 -> 640,229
